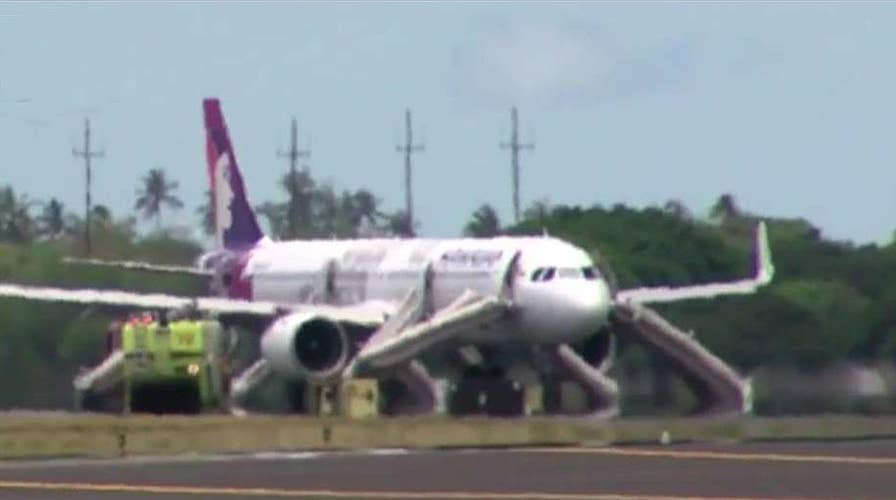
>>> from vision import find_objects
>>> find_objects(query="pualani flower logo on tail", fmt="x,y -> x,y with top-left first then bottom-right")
213,152 -> 235,249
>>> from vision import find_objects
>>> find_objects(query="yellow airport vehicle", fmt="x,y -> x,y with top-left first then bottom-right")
74,312 -> 235,414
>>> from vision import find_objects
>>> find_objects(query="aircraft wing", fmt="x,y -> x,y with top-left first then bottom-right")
614,221 -> 774,304
0,282 -> 389,327
62,257 -> 213,277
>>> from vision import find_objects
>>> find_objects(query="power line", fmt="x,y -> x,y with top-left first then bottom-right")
395,108 -> 424,233
277,116 -> 310,238
500,107 -> 534,224
72,117 -> 104,256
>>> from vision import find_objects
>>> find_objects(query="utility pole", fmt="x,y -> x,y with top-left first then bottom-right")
277,116 -> 310,237
500,107 -> 534,224
72,118 -> 104,256
395,108 -> 424,233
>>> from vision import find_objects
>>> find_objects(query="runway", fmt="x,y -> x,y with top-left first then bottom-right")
1,439 -> 895,499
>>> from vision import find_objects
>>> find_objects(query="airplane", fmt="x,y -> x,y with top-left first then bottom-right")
0,98 -> 775,417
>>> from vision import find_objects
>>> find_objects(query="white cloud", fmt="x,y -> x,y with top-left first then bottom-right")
450,21 -> 702,108
454,22 -> 616,107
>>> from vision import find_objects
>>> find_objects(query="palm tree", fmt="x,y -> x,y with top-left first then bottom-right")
663,199 -> 691,220
350,189 -> 388,237
463,204 -> 501,237
352,190 -> 382,226
36,198 -> 67,239
134,168 -> 183,230
91,205 -> 112,226
386,210 -> 415,238
522,199 -> 552,224
0,185 -> 36,243
710,193 -> 739,223
196,189 -> 214,236
312,184 -> 343,237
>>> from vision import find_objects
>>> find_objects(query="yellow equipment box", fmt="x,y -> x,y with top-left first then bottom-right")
524,383 -> 544,415
339,379 -> 379,419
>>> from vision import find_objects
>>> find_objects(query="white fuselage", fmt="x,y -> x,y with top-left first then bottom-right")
241,235 -> 613,345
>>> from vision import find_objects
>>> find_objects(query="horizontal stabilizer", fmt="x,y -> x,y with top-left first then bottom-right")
63,257 -> 212,277
615,221 -> 774,304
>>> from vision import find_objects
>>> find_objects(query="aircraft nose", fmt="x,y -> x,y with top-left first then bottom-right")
516,277 -> 614,343
566,280 -> 612,336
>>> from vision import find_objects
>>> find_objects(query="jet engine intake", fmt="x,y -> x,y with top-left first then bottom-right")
260,312 -> 350,382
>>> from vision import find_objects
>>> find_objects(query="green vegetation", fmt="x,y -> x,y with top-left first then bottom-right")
251,167 -> 415,239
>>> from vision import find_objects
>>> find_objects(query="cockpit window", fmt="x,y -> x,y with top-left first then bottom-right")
531,266 -> 602,282
531,266 -> 601,282
558,268 -> 579,279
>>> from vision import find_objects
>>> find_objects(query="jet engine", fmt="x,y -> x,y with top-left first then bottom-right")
260,312 -> 351,382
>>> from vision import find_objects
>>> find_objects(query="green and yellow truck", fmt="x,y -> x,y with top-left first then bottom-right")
74,313 -> 234,414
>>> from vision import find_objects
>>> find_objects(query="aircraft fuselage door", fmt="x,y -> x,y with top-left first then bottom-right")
312,259 -> 337,304
431,247 -> 509,311
496,250 -> 521,303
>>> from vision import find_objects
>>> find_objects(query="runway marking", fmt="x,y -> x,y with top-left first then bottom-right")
525,446 -> 896,466
0,449 -> 410,470
0,480 -> 808,500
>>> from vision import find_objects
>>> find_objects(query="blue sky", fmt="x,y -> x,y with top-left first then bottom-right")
1,2 -> 895,245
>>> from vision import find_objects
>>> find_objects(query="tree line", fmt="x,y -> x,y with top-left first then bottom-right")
248,167 -> 415,239
0,166 -> 421,253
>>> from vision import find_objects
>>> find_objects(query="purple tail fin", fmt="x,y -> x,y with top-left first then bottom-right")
203,98 -> 264,250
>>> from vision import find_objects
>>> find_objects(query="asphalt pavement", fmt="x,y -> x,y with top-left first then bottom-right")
1,439 -> 895,499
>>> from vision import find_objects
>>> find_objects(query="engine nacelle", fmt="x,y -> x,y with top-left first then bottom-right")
260,312 -> 350,382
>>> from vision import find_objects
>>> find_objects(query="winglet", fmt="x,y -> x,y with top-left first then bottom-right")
753,221 -> 774,286
613,220 -> 775,305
